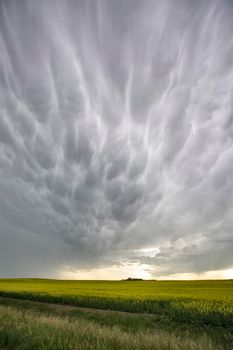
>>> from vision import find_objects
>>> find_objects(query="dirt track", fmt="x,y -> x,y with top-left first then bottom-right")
0,296 -> 163,319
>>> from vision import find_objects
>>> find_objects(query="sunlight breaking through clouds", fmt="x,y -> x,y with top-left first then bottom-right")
0,0 -> 233,279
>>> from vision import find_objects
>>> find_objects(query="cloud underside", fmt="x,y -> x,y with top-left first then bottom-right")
0,0 -> 233,278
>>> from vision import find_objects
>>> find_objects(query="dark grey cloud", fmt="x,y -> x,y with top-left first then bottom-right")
0,0 -> 233,278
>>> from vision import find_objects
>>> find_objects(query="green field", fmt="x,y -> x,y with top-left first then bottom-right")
0,279 -> 232,349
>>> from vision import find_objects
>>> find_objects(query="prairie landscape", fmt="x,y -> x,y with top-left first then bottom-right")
0,279 -> 232,349
1,0 -> 233,349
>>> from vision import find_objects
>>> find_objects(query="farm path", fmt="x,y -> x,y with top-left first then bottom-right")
0,296 -> 162,319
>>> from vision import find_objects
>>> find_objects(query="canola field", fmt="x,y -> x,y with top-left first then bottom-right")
0,279 -> 232,326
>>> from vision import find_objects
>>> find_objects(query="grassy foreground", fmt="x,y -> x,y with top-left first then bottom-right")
0,297 -> 231,350
0,279 -> 232,349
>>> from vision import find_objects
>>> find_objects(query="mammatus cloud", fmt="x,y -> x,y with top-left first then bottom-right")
0,0 -> 233,279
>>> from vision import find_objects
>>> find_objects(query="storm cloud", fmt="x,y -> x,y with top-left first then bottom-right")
0,0 -> 233,279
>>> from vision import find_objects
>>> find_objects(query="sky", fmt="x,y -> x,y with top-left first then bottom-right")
0,0 -> 233,280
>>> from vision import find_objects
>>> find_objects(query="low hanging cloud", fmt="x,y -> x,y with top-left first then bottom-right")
0,0 -> 233,278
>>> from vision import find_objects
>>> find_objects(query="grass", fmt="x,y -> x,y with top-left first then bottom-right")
0,297 -> 230,350
0,279 -> 232,349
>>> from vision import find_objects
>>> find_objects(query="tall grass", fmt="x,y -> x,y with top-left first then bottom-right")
0,304 -> 221,350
